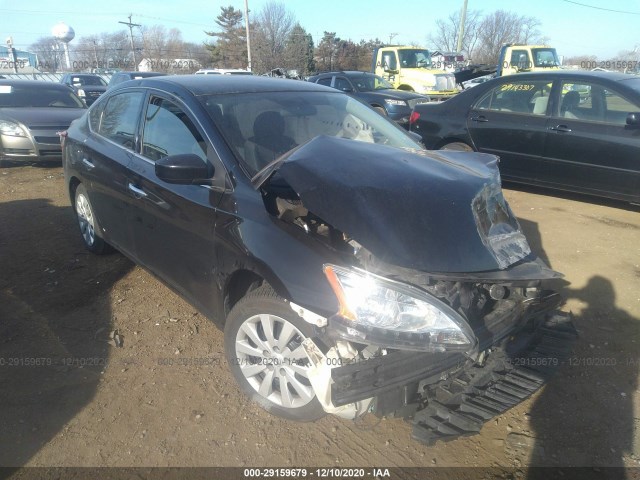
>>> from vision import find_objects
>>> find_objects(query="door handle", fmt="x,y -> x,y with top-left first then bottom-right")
548,125 -> 572,133
470,115 -> 488,123
128,183 -> 148,198
82,158 -> 95,169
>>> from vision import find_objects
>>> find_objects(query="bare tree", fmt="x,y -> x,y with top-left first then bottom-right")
140,25 -> 187,72
253,1 -> 296,72
429,9 -> 545,65
474,10 -> 543,64
71,31 -> 133,70
428,9 -> 482,60
29,37 -> 61,72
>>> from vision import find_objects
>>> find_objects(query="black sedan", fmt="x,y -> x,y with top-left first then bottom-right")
0,80 -> 86,163
307,71 -> 429,127
107,71 -> 167,89
62,75 -> 574,443
60,73 -> 108,106
410,71 -> 640,203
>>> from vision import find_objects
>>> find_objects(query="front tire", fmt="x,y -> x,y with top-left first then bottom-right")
74,183 -> 111,254
224,285 -> 325,422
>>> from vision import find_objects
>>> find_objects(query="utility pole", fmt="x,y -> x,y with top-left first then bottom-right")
244,0 -> 252,71
119,15 -> 141,71
388,33 -> 397,45
456,0 -> 468,53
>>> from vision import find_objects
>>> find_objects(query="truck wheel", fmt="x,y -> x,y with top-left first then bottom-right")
439,142 -> 473,152
224,284 -> 325,422
373,106 -> 387,116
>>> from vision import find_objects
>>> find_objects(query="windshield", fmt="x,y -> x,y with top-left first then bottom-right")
351,74 -> 395,91
532,49 -> 560,67
70,76 -> 107,86
0,85 -> 85,108
398,49 -> 432,68
199,91 -> 422,177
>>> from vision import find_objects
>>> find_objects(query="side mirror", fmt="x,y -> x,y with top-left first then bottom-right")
626,112 -> 640,127
155,154 -> 213,184
340,86 -> 354,92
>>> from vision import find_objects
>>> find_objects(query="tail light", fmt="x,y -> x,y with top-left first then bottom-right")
409,111 -> 421,126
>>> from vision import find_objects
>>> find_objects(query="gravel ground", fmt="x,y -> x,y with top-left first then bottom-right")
0,161 -> 639,474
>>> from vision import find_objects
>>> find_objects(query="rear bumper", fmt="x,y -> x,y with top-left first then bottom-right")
330,310 -> 577,445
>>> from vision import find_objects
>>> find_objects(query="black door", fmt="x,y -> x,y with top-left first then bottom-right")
82,90 -> 146,255
124,94 -> 226,316
540,79 -> 640,202
467,78 -> 553,182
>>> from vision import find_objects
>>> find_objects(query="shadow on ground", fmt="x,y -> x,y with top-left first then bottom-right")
0,198 -> 132,467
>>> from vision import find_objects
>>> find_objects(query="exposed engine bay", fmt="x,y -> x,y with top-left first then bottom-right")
257,136 -> 576,444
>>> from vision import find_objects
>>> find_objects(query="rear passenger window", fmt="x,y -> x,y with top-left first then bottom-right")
98,91 -> 144,149
475,80 -> 552,115
558,81 -> 640,125
317,77 -> 332,87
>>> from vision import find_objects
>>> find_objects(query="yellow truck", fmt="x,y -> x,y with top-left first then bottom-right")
372,46 -> 458,100
496,44 -> 560,76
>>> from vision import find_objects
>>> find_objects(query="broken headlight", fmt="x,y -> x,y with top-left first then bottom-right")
323,265 -> 475,352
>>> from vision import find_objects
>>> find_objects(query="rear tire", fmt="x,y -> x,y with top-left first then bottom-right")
74,183 -> 111,254
224,285 -> 325,422
439,141 -> 473,152
373,106 -> 387,116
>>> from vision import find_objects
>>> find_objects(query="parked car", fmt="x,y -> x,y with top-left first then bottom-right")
307,71 -> 429,127
0,80 -> 86,163
107,71 -> 167,89
195,68 -> 253,75
409,71 -> 640,203
60,73 -> 108,106
62,75 -> 575,445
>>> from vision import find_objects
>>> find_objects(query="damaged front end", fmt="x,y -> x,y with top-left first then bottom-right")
257,136 -> 577,444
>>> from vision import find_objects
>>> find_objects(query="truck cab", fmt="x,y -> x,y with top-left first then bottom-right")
372,46 -> 458,100
497,44 -> 560,77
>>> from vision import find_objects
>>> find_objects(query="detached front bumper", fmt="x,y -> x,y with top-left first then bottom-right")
328,310 -> 577,445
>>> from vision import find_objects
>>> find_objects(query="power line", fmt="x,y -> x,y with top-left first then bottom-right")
561,0 -> 640,15
119,15 -> 142,70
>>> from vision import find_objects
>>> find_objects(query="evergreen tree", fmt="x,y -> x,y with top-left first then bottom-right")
204,6 -> 247,68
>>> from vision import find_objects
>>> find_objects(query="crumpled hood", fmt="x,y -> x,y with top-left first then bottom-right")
267,136 -> 531,273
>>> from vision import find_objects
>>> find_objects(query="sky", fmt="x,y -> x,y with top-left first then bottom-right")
1,0 -> 639,60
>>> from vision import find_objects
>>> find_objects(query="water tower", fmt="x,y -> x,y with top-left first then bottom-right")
52,22 -> 75,70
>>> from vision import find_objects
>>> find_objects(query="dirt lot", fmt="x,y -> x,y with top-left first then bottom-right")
1,161 -> 639,473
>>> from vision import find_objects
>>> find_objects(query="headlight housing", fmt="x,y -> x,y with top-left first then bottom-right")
0,120 -> 27,137
77,89 -> 86,97
384,99 -> 407,106
324,265 -> 475,352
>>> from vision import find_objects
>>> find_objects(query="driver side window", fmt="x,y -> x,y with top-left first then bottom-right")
141,97 -> 207,162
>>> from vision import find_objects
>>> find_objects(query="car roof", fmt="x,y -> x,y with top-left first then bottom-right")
116,71 -> 166,77
313,71 -> 375,77
0,79 -> 72,89
132,74 -> 336,95
505,70 -> 635,83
